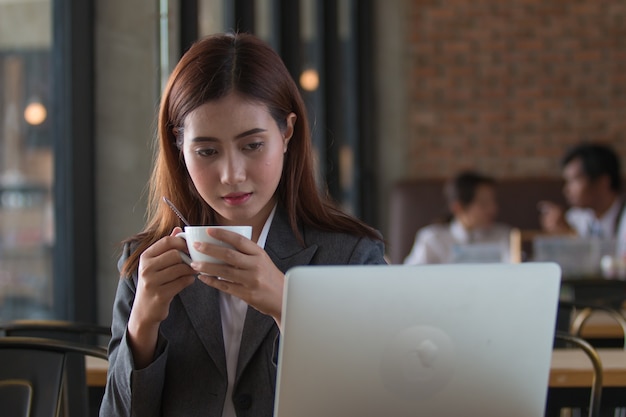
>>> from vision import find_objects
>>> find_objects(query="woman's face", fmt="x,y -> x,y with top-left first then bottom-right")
455,184 -> 499,229
182,92 -> 295,230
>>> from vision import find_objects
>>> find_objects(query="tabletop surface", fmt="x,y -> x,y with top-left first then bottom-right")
549,348 -> 626,387
86,355 -> 108,387
86,348 -> 626,388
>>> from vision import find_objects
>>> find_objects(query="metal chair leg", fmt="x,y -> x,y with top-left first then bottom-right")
555,331 -> 603,417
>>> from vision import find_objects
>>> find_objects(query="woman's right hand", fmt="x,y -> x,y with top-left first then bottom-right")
127,227 -> 196,368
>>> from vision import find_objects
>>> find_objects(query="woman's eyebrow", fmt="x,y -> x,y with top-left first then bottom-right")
235,128 -> 267,139
191,128 -> 268,143
191,136 -> 219,143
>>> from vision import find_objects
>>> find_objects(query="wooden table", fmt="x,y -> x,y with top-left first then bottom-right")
86,356 -> 108,387
86,349 -> 626,388
547,348 -> 626,415
87,349 -> 626,415
550,348 -> 626,388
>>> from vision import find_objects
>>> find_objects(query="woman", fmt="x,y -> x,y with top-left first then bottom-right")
403,171 -> 510,265
100,33 -> 386,417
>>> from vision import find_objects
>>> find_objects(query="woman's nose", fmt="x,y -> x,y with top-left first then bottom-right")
220,154 -> 246,184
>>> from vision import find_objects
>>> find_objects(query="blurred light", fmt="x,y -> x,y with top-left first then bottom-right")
300,69 -> 319,92
24,101 -> 47,125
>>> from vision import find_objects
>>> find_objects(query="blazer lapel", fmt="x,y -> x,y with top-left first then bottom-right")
236,206 -> 318,382
178,280 -> 227,378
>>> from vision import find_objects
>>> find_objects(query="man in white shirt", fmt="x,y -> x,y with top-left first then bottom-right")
404,171 -> 511,264
403,219 -> 511,264
539,143 -> 626,243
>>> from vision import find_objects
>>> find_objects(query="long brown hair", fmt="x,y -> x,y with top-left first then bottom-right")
121,32 -> 381,277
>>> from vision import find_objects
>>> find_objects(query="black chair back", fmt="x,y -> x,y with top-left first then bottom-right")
0,379 -> 33,417
0,337 -> 107,417
0,321 -> 110,417
0,319 -> 111,346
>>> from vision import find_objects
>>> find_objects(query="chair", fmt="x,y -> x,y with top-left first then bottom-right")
571,307 -> 626,417
569,304 -> 626,349
0,379 -> 33,417
554,301 -> 626,350
0,320 -> 111,417
553,331 -> 603,417
0,336 -> 107,417
0,319 -> 111,346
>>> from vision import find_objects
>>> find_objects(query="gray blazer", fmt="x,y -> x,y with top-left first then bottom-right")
100,206 -> 386,417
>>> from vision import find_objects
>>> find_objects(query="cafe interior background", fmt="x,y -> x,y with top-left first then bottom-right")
0,0 -> 625,326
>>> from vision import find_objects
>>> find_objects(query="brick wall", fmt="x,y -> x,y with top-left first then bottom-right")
406,0 -> 626,179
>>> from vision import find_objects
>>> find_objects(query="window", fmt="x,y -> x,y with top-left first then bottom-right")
0,0 -> 95,322
0,0 -> 54,319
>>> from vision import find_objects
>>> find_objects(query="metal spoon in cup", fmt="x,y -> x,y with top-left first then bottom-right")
162,196 -> 191,227
162,196 -> 194,266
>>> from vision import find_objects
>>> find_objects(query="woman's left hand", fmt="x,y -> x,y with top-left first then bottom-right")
189,228 -> 284,327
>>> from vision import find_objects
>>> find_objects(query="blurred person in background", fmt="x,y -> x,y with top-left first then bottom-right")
539,142 -> 625,240
404,170 -> 511,265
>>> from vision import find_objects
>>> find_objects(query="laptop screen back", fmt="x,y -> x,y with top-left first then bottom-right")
274,263 -> 561,417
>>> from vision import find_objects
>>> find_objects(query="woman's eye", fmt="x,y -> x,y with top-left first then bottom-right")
245,142 -> 264,151
196,148 -> 218,157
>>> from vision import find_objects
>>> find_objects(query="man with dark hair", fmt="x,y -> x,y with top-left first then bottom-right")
539,142 -> 625,239
404,170 -> 510,264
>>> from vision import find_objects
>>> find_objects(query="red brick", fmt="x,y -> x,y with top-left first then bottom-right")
405,0 -> 626,179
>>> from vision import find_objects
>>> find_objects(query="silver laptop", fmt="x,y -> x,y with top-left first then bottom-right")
274,262 -> 561,417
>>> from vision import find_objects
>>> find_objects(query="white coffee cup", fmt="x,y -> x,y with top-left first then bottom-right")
176,225 -> 252,265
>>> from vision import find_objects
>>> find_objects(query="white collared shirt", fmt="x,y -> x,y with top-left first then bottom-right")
221,204 -> 276,417
566,197 -> 623,238
403,219 -> 511,265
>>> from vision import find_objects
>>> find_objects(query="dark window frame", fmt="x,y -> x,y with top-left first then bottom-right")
52,0 -> 96,322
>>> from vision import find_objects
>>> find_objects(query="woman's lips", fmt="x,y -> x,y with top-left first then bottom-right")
223,192 -> 252,206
